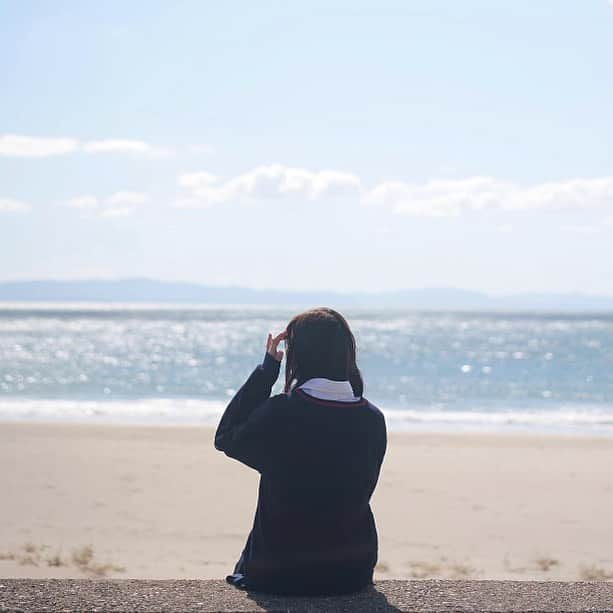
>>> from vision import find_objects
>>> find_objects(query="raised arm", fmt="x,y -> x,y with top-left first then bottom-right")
213,331 -> 286,471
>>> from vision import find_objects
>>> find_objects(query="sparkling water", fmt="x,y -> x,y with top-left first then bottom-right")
1,303 -> 613,434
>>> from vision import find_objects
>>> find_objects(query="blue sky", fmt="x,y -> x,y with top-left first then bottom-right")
1,0 -> 612,294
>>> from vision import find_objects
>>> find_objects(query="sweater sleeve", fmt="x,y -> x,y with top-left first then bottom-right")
213,351 -> 282,472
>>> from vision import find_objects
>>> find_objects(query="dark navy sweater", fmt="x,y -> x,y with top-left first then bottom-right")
214,351 -> 387,596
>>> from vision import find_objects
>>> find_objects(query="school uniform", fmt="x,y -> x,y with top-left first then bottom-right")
214,351 -> 387,596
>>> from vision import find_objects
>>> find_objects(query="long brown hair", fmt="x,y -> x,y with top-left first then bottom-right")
283,307 -> 364,397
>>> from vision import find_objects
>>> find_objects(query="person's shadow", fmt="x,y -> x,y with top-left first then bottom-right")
243,582 -> 402,612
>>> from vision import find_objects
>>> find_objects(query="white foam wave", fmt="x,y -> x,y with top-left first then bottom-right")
382,407 -> 613,433
1,398 -> 613,434
0,398 -> 225,425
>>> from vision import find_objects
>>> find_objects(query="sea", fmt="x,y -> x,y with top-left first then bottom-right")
1,303 -> 613,435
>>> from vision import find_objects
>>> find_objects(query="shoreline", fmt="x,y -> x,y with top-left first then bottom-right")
2,422 -> 613,582
2,397 -> 613,438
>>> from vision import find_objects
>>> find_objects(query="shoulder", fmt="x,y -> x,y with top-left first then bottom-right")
362,398 -> 387,428
362,399 -> 387,457
269,391 -> 291,409
238,392 -> 290,428
256,391 -> 291,419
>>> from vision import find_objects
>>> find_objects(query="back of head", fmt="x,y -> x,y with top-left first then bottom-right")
284,307 -> 364,397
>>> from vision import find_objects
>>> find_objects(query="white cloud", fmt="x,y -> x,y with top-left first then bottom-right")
365,177 -> 508,217
62,191 -> 148,218
364,176 -> 613,217
175,164 -> 362,208
0,134 -> 78,157
106,191 -> 148,206
99,191 -> 148,218
83,139 -> 173,158
0,134 -> 174,158
64,195 -> 99,209
0,198 -> 31,213
176,168 -> 613,215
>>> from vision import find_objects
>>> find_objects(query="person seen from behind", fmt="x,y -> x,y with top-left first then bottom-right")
214,307 -> 387,596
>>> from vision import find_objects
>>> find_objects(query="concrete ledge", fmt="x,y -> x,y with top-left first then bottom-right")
1,579 -> 612,612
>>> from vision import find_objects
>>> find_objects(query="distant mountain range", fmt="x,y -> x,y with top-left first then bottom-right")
0,279 -> 612,311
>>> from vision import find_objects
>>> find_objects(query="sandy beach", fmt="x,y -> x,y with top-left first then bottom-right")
1,422 -> 612,582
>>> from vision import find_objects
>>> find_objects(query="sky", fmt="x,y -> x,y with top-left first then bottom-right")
1,0 -> 613,294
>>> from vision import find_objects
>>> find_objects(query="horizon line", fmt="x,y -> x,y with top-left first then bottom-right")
1,277 -> 613,299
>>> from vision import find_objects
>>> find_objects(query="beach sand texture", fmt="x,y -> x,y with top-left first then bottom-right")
1,422 -> 612,582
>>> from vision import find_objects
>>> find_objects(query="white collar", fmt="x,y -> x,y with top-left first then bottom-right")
297,377 -> 361,402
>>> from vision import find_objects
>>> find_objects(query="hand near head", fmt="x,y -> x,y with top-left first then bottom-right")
266,330 -> 288,362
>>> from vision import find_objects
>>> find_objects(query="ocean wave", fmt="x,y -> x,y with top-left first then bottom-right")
0,398 -> 225,425
1,398 -> 613,434
383,407 -> 613,431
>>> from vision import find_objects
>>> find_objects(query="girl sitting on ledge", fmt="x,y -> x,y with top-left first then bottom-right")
214,307 -> 387,596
